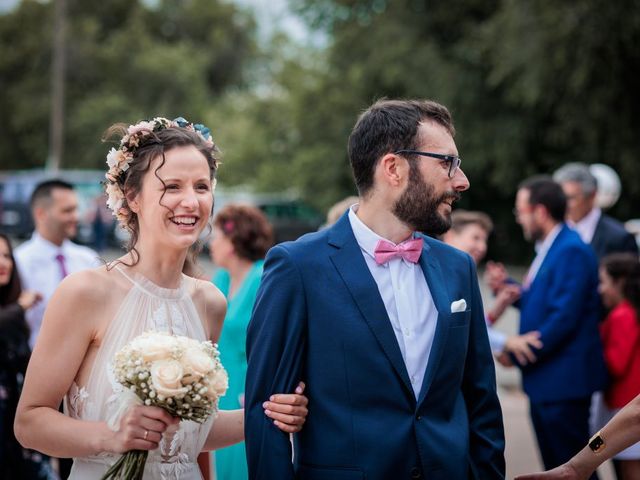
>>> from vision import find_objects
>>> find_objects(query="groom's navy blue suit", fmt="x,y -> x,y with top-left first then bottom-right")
245,213 -> 505,480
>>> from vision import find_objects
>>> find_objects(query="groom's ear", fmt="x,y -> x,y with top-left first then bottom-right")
377,152 -> 408,189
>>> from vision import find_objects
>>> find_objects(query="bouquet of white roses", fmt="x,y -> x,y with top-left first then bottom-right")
101,331 -> 228,480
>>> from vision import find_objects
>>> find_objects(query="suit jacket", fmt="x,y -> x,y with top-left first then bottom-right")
245,213 -> 505,480
590,213 -> 638,261
518,224 -> 607,403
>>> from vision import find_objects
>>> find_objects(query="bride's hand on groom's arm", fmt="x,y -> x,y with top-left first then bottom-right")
263,381 -> 308,433
203,382 -> 308,451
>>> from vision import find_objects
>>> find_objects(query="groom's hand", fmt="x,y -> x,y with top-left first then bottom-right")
263,381 -> 308,433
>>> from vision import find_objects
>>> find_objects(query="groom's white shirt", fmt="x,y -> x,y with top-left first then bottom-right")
349,206 -> 438,398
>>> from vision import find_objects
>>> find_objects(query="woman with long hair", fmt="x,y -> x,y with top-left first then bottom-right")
14,117 -> 307,479
0,233 -> 47,477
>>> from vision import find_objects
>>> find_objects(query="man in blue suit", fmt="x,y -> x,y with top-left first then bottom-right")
245,99 -> 505,480
510,177 -> 607,475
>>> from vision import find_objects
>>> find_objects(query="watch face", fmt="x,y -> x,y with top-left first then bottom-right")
589,434 -> 605,452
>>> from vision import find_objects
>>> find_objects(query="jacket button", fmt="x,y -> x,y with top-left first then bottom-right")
416,415 -> 422,420
410,467 -> 422,479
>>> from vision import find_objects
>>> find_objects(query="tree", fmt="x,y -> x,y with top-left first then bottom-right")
215,0 -> 640,260
0,0 -> 257,170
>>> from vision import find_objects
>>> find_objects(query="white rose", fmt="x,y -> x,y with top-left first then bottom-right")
181,348 -> 215,381
150,359 -> 189,398
106,148 -> 120,169
131,334 -> 175,363
205,369 -> 228,400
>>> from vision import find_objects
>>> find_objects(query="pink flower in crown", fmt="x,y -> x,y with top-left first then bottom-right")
127,121 -> 155,136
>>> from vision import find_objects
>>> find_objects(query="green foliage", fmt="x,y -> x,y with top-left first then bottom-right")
0,0 -> 256,170
2,0 -> 639,261
216,0 -> 640,261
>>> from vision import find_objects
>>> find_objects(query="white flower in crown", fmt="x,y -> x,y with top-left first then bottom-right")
105,181 -> 125,214
106,147 -> 129,172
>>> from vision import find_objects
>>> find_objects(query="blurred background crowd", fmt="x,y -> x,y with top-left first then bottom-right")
1,0 -> 640,479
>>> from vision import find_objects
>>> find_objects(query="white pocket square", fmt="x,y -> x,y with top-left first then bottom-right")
450,299 -> 467,313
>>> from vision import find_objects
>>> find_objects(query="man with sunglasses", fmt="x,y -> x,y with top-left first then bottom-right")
245,99 -> 505,479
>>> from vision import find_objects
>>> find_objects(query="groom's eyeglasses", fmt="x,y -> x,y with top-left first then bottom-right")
393,150 -> 462,178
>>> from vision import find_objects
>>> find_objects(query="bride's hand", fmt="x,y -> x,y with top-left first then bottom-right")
108,405 -> 179,453
263,381 -> 308,433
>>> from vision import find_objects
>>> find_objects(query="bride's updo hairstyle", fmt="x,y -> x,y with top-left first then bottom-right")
103,117 -> 219,267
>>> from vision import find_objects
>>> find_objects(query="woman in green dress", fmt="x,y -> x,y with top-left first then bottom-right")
209,204 -> 274,480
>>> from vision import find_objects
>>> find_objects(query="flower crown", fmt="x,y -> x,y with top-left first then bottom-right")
104,116 -> 216,223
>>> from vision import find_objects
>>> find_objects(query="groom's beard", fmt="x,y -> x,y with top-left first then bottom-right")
392,167 -> 460,236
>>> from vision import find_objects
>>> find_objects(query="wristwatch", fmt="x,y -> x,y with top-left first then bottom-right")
588,430 -> 606,454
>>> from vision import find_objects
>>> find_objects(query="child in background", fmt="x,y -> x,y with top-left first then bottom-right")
595,252 -> 640,480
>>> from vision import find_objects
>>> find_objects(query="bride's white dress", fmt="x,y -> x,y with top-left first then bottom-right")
65,267 -> 214,479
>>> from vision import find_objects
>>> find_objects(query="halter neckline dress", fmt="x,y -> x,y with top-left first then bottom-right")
65,267 -> 214,480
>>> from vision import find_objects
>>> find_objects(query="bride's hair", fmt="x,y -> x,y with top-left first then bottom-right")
103,120 -> 219,269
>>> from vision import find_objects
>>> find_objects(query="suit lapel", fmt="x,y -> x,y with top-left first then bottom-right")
328,214 -> 414,398
590,216 -> 606,259
416,241 -> 451,406
528,224 -> 568,291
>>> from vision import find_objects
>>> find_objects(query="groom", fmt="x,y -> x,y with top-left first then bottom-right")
245,99 -> 505,479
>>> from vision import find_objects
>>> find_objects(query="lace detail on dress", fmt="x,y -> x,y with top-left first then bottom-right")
65,267 -> 213,480
149,303 -> 189,337
66,382 -> 89,418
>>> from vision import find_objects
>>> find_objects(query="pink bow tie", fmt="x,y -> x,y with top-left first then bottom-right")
374,238 -> 423,265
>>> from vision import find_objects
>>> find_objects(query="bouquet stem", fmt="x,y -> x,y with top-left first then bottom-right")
101,450 -> 148,480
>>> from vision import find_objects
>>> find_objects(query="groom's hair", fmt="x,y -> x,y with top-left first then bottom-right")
348,99 -> 454,196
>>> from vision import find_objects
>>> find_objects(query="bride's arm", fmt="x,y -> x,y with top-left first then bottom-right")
201,283 -> 308,452
15,270 -> 176,457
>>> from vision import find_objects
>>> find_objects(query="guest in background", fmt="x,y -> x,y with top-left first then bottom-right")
15,180 -> 101,349
441,210 -> 541,364
209,204 -> 274,480
590,252 -> 640,480
0,233 -> 51,478
490,177 -> 607,477
553,163 -> 638,260
14,180 -> 100,478
86,194 -> 113,253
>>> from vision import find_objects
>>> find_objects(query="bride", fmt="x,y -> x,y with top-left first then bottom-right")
15,117 -> 308,479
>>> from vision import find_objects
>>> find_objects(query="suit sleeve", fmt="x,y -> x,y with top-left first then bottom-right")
462,257 -> 506,479
245,245 -> 307,480
532,246 -> 596,361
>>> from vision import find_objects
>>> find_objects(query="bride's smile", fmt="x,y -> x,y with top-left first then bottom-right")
131,144 -> 214,251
